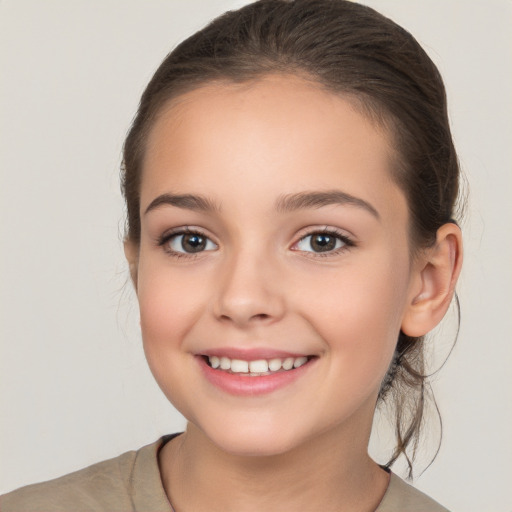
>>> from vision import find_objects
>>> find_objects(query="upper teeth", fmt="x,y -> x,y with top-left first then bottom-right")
208,356 -> 308,374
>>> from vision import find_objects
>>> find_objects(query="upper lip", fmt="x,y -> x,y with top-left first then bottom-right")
197,347 -> 313,360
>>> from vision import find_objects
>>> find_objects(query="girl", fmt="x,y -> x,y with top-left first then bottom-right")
2,1 -> 465,510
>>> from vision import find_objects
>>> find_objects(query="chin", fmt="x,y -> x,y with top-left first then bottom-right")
192,417 -> 310,458
166,396 -> 297,457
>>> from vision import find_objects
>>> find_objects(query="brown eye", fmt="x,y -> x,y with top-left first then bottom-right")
295,232 -> 348,253
181,233 -> 206,252
167,232 -> 217,254
310,234 -> 337,252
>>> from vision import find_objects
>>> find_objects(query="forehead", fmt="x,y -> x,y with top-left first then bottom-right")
146,74 -> 394,161
141,74 -> 406,224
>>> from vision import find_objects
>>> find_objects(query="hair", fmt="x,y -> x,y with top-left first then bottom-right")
121,0 -> 462,478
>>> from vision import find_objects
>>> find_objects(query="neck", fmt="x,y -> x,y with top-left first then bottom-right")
159,420 -> 389,512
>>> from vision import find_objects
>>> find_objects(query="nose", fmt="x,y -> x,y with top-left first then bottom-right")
212,250 -> 286,328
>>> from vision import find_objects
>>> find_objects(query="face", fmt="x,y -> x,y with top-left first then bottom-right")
133,75 -> 418,456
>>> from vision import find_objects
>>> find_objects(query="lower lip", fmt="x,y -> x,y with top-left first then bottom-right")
197,356 -> 315,396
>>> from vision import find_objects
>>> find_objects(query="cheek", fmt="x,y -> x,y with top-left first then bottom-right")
136,259 -> 201,380
137,255 -> 200,338
300,255 -> 410,385
136,261 -> 202,414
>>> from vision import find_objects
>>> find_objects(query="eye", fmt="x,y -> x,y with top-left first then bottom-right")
294,231 -> 352,253
162,230 -> 218,254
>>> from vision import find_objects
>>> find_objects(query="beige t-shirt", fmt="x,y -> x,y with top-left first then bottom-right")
1,436 -> 449,512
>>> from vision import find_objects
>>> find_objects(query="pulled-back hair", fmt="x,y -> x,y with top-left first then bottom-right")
122,0 -> 461,477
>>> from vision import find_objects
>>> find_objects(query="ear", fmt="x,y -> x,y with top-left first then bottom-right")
401,223 -> 463,337
124,239 -> 139,292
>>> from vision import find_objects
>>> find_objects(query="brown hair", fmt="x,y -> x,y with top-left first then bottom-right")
121,0 -> 462,477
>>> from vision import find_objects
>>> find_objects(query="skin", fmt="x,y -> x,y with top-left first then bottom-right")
125,74 -> 462,512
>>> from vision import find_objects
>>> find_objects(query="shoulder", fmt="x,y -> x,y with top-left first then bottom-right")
376,473 -> 450,512
0,438 -> 173,512
0,449 -> 137,511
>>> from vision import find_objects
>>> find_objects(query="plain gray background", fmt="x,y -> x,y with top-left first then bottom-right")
1,1 -> 511,510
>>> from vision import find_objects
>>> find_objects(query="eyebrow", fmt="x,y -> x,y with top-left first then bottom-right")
144,189 -> 380,219
275,190 -> 380,219
144,193 -> 220,215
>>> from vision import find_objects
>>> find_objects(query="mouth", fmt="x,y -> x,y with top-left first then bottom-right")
202,354 -> 314,376
197,352 -> 317,395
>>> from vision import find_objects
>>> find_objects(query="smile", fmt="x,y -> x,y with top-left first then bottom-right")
198,353 -> 316,396
205,355 -> 310,376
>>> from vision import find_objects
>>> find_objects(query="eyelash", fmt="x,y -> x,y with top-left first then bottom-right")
157,227 -> 216,259
157,226 -> 355,259
292,227 -> 355,257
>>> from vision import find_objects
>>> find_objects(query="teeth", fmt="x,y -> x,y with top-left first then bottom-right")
207,355 -> 310,374
230,359 -> 249,373
293,356 -> 308,368
268,358 -> 282,372
282,357 -> 294,370
249,360 -> 269,373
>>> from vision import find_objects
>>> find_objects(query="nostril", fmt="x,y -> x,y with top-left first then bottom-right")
251,313 -> 271,321
219,312 -> 270,323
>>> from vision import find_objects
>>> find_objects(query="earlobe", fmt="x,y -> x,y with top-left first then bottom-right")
123,239 -> 139,292
401,223 -> 463,337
